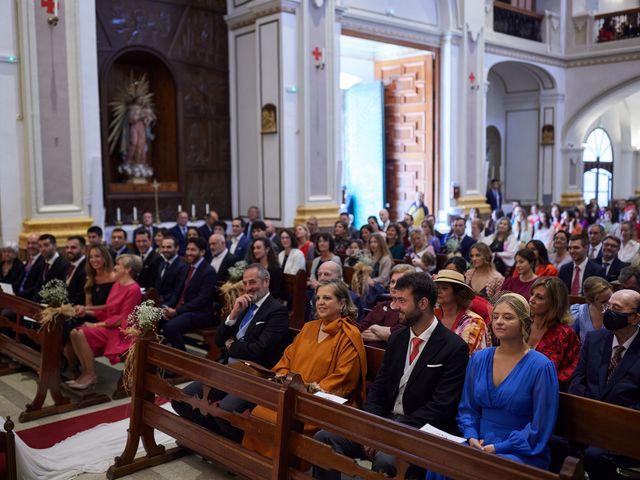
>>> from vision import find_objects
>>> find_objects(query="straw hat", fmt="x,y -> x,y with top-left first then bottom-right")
434,269 -> 475,295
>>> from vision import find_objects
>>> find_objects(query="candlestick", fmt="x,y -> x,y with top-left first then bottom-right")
191,203 -> 197,222
116,207 -> 122,226
54,0 -> 58,17
205,203 -> 210,215
152,179 -> 161,224
178,204 -> 182,213
133,206 -> 138,224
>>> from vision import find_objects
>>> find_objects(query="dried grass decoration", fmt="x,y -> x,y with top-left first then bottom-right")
122,299 -> 163,392
220,260 -> 249,318
350,252 -> 374,297
37,279 -> 75,332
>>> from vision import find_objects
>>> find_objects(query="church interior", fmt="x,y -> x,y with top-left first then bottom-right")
2,0 -> 640,479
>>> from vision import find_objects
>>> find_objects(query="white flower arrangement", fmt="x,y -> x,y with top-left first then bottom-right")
38,279 -> 69,308
228,260 -> 249,283
126,299 -> 163,332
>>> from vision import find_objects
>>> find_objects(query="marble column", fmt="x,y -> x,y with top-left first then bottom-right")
14,0 -> 99,247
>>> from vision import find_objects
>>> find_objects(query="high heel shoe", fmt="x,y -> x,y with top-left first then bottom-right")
69,376 -> 97,390
64,379 -> 77,385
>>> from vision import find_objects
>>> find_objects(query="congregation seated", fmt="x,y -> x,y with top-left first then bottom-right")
133,229 -> 163,290
228,217 -> 250,261
109,228 -> 133,262
482,217 -> 518,276
407,229 -> 434,271
153,227 -> 170,251
168,211 -> 190,256
0,242 -> 24,293
155,235 -> 188,308
67,254 -> 142,389
172,263 -> 289,442
594,234 -> 628,283
570,276 -> 612,344
433,270 -> 490,354
359,264 -> 415,348
558,235 -> 605,296
548,230 -> 571,270
358,224 -> 373,247
86,225 -> 104,246
427,293 -> 559,479
246,237 -> 283,299
207,233 -> 236,283
295,223 -> 315,261
441,257 -> 493,328
385,223 -> 405,260
305,261 -> 362,322
465,242 -> 504,299
277,228 -> 306,275
587,223 -> 605,261
532,210 -> 554,248
512,206 -> 533,244
618,265 -> 640,293
618,221 -> 640,263
161,237 -> 218,351
64,235 -> 88,306
313,273 -> 469,480
332,220 -> 351,256
198,210 -> 219,240
420,219 -> 441,253
501,248 -> 538,300
243,280 -> 367,458
567,288 -> 640,478
528,277 -> 581,388
308,233 -> 341,289
343,239 -> 364,267
14,233 -> 44,301
367,233 -> 394,289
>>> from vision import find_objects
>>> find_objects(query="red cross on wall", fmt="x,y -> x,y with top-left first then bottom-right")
468,72 -> 476,84
41,0 -> 56,14
312,47 -> 322,62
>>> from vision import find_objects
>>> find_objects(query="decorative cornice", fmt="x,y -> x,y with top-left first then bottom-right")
485,42 -> 567,67
225,0 -> 300,31
567,51 -> 640,67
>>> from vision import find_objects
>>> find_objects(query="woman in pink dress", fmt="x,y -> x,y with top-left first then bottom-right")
68,254 -> 142,389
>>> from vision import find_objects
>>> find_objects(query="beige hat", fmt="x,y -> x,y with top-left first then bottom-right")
434,269 -> 475,295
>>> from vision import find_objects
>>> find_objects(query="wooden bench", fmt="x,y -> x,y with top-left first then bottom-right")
107,338 -> 584,480
568,295 -> 587,305
0,417 -> 16,480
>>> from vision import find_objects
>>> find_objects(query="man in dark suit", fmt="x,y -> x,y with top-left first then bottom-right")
38,234 -> 69,285
208,233 -> 236,283
155,235 -> 188,308
440,217 -> 476,260
559,235 -> 605,295
587,223 -> 605,261
568,289 -> 640,478
134,228 -> 163,290
109,228 -> 133,262
169,211 -> 190,256
140,211 -> 159,246
619,266 -> 640,293
228,217 -> 250,261
161,237 -> 217,351
86,225 -> 104,247
172,263 -> 289,442
485,178 -> 502,212
595,235 -> 628,283
313,272 -> 469,479
243,205 -> 261,237
64,235 -> 87,306
17,233 -> 45,301
199,210 -> 219,240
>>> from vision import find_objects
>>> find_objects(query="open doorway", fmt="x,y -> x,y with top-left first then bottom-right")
340,35 -> 437,228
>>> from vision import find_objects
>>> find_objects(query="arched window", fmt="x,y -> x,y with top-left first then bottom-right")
582,127 -> 613,207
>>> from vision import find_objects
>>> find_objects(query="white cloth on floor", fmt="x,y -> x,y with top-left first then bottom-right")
1,404 -> 177,480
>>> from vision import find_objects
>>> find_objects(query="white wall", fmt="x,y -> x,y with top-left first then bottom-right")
340,0 -> 440,27
0,1 -> 25,243
597,0 -> 640,13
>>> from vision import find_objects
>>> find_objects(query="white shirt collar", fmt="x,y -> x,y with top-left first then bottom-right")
574,256 -> 589,271
71,255 -> 85,268
46,252 -> 60,266
613,327 -> 639,351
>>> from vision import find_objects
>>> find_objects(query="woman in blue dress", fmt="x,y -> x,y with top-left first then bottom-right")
427,293 -> 559,478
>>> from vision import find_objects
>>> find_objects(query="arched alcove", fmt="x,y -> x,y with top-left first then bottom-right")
486,126 -> 502,186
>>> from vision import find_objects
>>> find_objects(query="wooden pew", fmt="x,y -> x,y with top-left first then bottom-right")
108,338 -> 583,480
568,295 -> 587,305
0,417 -> 16,480
283,270 -> 308,330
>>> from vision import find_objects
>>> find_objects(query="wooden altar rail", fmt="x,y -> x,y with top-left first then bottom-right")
107,338 -> 584,480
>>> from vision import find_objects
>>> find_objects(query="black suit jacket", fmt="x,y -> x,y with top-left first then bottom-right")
569,328 -> 640,410
155,257 -> 188,308
109,246 -> 134,263
558,260 -> 606,294
212,251 -> 237,283
215,294 -> 290,368
44,255 -> 69,284
169,225 -> 188,256
137,250 -> 163,289
175,261 -> 217,316
199,223 -> 215,241
364,321 -> 469,434
18,255 -> 45,301
595,257 -> 629,283
485,188 -> 502,212
66,259 -> 87,305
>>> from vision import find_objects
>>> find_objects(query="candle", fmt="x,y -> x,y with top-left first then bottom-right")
178,204 -> 182,213
205,203 -> 210,214
54,0 -> 58,17
133,206 -> 138,222
116,207 -> 121,223
191,204 -> 196,218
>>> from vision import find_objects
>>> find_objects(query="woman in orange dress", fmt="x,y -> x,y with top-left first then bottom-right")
242,280 -> 367,458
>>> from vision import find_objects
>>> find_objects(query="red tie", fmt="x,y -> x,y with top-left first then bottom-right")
409,337 -> 423,364
43,262 -> 50,281
571,265 -> 581,295
177,265 -> 195,307
66,264 -> 76,284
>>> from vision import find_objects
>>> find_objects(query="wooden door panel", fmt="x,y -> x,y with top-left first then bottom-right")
375,54 -> 434,220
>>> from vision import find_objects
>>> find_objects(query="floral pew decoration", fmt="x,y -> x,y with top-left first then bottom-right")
37,279 -> 75,333
219,260 -> 249,319
122,300 -> 163,392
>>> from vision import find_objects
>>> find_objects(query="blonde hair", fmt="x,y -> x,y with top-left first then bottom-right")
494,292 -> 532,341
583,276 -> 612,304
316,280 -> 358,322
370,233 -> 392,259
117,254 -> 143,280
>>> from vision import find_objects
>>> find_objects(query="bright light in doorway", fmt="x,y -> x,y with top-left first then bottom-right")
340,72 -> 363,90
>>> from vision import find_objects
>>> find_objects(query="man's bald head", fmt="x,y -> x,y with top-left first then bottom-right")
611,289 -> 640,312
317,261 -> 342,282
26,233 -> 40,256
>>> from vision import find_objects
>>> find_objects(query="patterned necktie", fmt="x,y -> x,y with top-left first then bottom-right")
409,337 -> 423,364
607,345 -> 626,381
571,265 -> 581,295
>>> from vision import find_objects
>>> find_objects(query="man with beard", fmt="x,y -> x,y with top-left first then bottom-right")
172,263 -> 289,442
313,272 -> 469,479
64,235 -> 87,306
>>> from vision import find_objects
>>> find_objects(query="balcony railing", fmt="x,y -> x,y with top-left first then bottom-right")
595,8 -> 640,43
493,1 -> 544,42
